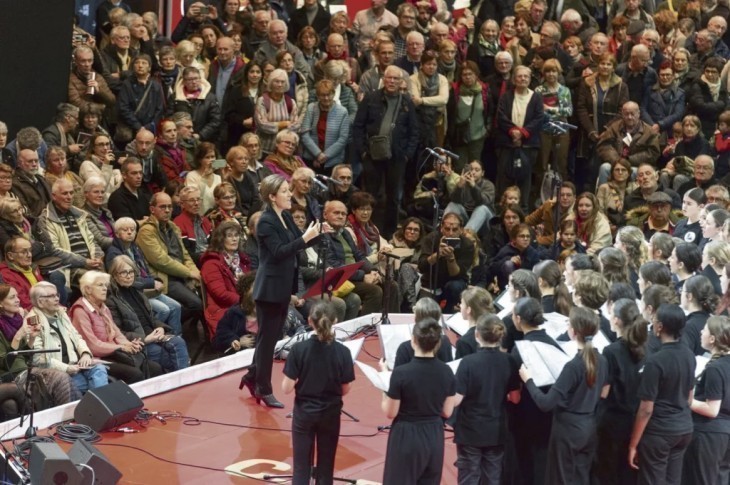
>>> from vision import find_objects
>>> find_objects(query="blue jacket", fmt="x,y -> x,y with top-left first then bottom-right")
300,101 -> 351,168
642,83 -> 686,137
352,90 -> 419,163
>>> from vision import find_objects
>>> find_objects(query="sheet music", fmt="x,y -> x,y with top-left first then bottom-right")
559,330 -> 611,357
447,359 -> 462,374
355,361 -> 391,392
495,288 -> 516,313
342,338 -> 365,363
378,324 -> 414,370
516,340 -> 572,387
541,313 -> 569,341
696,354 -> 710,378
446,313 -> 470,336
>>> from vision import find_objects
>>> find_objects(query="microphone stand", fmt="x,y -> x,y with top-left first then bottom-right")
14,348 -> 58,439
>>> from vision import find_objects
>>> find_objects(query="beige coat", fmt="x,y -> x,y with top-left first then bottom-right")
29,308 -> 92,373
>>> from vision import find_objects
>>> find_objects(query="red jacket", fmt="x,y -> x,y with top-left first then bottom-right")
0,262 -> 42,311
200,251 -> 251,337
173,210 -> 212,244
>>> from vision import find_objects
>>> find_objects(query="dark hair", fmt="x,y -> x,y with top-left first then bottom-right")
718,263 -> 730,314
710,209 -> 730,227
193,141 -> 216,169
309,300 -> 338,343
0,284 -> 13,304
704,56 -> 725,72
514,297 -> 545,328
349,191 -> 376,211
236,270 -> 256,314
475,314 -> 505,345
509,223 -> 531,241
420,49 -> 438,64
412,317 -> 443,352
571,253 -> 600,272
684,274 -> 720,313
608,282 -> 637,303
458,60 -> 482,80
533,260 -> 572,316
296,26 -> 320,50
208,220 -> 242,253
242,59 -> 266,96
570,307 -> 600,387
612,298 -> 648,361
643,284 -> 679,314
393,217 -> 424,248
501,203 -> 525,223
511,269 -> 541,299
675,242 -> 702,273
639,260 -> 673,288
655,303 -> 686,339
685,187 -> 708,205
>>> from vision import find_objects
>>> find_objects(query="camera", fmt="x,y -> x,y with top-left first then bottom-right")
199,5 -> 210,15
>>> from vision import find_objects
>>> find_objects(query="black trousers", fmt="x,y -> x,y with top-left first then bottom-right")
637,431 -> 692,485
383,419 -> 444,484
361,155 -> 406,239
250,300 -> 288,395
546,412 -> 596,485
682,430 -> 730,485
167,278 -> 203,329
593,411 -> 637,485
291,407 -> 342,485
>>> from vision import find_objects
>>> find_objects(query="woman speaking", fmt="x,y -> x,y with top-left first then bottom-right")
241,174 -> 329,408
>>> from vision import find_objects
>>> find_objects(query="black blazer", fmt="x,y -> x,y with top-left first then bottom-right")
253,207 -> 306,304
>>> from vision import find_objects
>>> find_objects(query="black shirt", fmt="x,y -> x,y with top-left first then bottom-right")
602,339 -> 644,417
283,336 -> 355,415
387,356 -> 456,423
501,314 -> 524,353
681,311 -> 710,356
455,326 -> 478,359
394,335 -> 452,367
673,218 -> 702,245
454,347 -> 520,446
637,341 -> 696,435
693,355 -> 730,433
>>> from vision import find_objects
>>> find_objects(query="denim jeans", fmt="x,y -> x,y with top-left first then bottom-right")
145,336 -> 190,372
444,203 -> 493,232
149,294 -> 183,335
70,364 -> 108,394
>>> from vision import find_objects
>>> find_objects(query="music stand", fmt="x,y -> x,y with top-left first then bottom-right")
302,262 -> 364,300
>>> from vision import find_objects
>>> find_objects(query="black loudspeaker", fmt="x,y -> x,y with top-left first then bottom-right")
28,442 -> 83,485
68,439 -> 122,485
74,381 -> 144,432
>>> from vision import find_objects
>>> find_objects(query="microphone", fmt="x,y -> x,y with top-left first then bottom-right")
310,176 -> 327,190
425,148 -> 448,164
7,348 -> 61,356
381,252 -> 401,260
315,174 -> 343,186
435,147 -> 460,161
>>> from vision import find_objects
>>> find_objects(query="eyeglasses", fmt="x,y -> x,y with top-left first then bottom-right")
39,294 -> 60,300
116,269 -> 135,277
10,249 -> 31,256
220,195 -> 237,200
183,198 -> 202,203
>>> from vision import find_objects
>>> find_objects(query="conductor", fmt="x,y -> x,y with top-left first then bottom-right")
282,300 -> 355,484
240,174 -> 331,408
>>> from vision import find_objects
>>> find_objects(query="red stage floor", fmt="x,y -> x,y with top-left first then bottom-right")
9,336 -> 459,484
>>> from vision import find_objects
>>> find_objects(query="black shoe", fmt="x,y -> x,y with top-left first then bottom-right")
255,393 -> 284,408
239,374 -> 255,397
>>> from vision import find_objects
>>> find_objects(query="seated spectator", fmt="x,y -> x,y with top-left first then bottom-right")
137,192 -> 203,331
0,164 -> 14,202
706,186 -> 730,209
106,217 -> 182,335
263,130 -> 305,181
34,179 -> 104,291
642,61 -> 685,144
417,212 -> 474,313
172,111 -> 200,168
67,45 -> 116,121
224,146 -> 263,218
78,104 -> 111,142
488,223 -> 541,290
82,177 -> 115,250
714,110 -> 730,180
255,69 -> 300,156
79,133 -> 122,202
0,199 -> 40,260
29,282 -> 109,394
409,156 -> 459,223
665,115 -> 711,165
185,142 -> 221,215
538,218 -> 587,262
596,159 -> 636,233
70,271 -> 163,383
117,54 -> 165,144
596,101 -> 661,186
155,119 -> 190,185
11,149 -> 52,221
124,128 -> 168,194
444,160 -> 495,234
107,157 -> 152,223
44,147 -> 84,208
0,284 -> 80,410
324,164 -> 357,208
0,237 -> 42,311
42,103 -> 84,165
201,220 -> 252,338
6,128 -> 47,172
485,203 -> 526,259
573,192 -> 612,254
106,256 -> 189,372
170,66 -> 222,143
526,182 -> 576,247
207,182 -> 248,230
213,271 -> 257,354
688,56 -> 729,139
677,155 -> 719,197
300,79 -> 351,172
626,191 -> 682,239
174,185 -> 212,264
346,191 -> 393,264
624,163 -> 681,212
289,168 -> 322,226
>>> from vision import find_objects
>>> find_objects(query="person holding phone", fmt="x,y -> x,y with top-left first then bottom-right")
417,213 -> 474,313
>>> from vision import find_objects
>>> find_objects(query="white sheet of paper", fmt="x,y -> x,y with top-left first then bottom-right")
446,313 -> 470,336
516,340 -> 572,387
342,338 -> 365,363
495,288 -> 516,313
559,330 -> 611,358
696,354 -> 710,378
448,358 -> 462,374
378,324 -> 414,370
541,313 -> 569,341
355,361 -> 391,392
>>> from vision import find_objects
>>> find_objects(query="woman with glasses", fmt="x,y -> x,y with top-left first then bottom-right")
185,142 -> 221,215
255,69 -> 300,156
208,182 -> 247,232
201,221 -> 252,339
289,167 -> 322,226
688,57 -> 729,140
170,66 -> 222,143
78,133 -> 122,202
70,271 -> 163,383
263,130 -> 305,182
346,190 -> 392,264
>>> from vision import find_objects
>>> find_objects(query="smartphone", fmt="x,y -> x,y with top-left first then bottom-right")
212,159 -> 227,170
444,238 -> 461,249
199,5 -> 210,15
28,315 -> 40,327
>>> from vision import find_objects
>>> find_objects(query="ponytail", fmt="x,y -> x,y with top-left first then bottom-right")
569,307 -> 600,387
476,314 -> 506,344
613,298 -> 648,362
309,300 -> 338,343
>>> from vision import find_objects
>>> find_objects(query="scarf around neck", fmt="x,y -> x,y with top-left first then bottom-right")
0,313 -> 22,342
702,74 -> 721,101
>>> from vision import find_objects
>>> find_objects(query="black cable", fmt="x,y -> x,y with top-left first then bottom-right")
53,423 -> 100,443
12,436 -> 55,462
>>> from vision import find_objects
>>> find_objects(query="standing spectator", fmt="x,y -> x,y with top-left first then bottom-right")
253,20 -> 311,78
352,0 -> 399,57
223,60 -> 264,152
117,54 -> 165,142
170,66 -> 222,143
44,147 -> 85,208
254,69 -> 300,156
155,119 -> 189,186
688,57 -> 729,140
535,58 -> 573,184
300,80 -> 351,172
68,46 -> 116,119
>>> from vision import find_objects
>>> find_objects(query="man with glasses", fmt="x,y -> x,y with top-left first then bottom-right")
100,25 -> 134,93
11,149 -> 52,221
677,155 -> 719,196
393,3 -> 417,58
137,192 -> 203,331
616,44 -> 657,104
108,157 -> 152,222
417,212 -> 474,313
29,282 -> 109,394
395,31 -> 425,75
0,237 -> 43,311
41,103 -> 84,163
174,185 -> 212,264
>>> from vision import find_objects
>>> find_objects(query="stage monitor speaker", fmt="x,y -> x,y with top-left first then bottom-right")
74,381 -> 144,432
28,442 -> 83,485
68,439 -> 122,485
